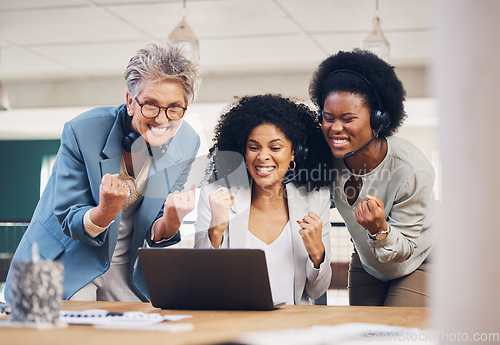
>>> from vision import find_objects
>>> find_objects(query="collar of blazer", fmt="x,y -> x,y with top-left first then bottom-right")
229,183 -> 250,215
101,106 -> 127,160
284,182 -> 309,214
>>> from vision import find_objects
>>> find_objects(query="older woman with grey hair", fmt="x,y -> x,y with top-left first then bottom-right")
5,43 -> 201,303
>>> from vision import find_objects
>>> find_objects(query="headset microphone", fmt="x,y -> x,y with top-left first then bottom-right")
282,168 -> 306,186
344,124 -> 383,159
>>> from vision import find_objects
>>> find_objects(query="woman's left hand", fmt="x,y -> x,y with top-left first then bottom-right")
355,194 -> 388,235
297,212 -> 325,269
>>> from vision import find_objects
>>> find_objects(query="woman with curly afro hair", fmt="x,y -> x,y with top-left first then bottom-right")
309,49 -> 435,307
194,94 -> 334,305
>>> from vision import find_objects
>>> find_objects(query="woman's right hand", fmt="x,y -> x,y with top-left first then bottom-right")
208,187 -> 234,247
91,174 -> 129,228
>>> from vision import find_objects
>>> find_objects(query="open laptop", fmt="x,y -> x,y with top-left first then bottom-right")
138,248 -> 284,311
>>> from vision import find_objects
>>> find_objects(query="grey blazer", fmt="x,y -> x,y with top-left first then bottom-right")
194,181 -> 332,304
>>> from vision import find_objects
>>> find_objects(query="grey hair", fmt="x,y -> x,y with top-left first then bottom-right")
124,43 -> 200,104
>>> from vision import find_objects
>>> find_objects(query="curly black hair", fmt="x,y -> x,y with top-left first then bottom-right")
207,94 -> 334,191
309,48 -> 407,137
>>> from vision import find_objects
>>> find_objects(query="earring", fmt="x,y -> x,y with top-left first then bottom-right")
289,160 -> 296,171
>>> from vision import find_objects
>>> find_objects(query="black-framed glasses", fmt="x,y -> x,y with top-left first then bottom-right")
134,97 -> 186,120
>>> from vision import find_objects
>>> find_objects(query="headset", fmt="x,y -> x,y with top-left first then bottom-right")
121,107 -> 142,153
282,136 -> 309,185
318,69 -> 391,158
292,135 -> 309,169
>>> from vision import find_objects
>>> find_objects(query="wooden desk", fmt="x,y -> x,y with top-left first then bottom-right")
2,300 -> 429,345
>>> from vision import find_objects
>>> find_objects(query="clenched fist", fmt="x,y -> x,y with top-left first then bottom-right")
90,174 -> 129,228
297,212 -> 325,269
354,194 -> 388,235
207,187 -> 234,247
151,185 -> 196,242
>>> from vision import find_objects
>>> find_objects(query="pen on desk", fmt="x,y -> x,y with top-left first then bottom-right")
59,310 -> 123,318
106,312 -> 124,317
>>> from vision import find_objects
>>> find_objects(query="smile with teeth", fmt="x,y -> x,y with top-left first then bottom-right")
255,166 -> 276,176
149,125 -> 168,136
331,137 -> 349,147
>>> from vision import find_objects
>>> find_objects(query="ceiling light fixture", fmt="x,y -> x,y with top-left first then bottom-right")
168,0 -> 200,62
363,0 -> 390,62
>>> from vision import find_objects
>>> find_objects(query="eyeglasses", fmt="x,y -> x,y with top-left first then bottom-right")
134,97 -> 186,120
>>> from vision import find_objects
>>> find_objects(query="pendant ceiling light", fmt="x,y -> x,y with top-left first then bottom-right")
168,0 -> 200,62
363,0 -> 390,62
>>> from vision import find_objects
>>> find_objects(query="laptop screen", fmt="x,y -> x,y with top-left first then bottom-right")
138,248 -> 282,311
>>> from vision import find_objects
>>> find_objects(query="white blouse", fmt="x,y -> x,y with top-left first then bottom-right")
246,221 -> 295,305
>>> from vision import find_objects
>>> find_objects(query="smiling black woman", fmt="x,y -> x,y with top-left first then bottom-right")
309,49 -> 436,307
194,94 -> 335,305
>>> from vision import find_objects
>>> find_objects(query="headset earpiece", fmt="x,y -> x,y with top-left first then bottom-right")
281,135 -> 309,186
290,133 -> 309,176
370,109 -> 391,131
293,141 -> 309,168
317,110 -> 323,125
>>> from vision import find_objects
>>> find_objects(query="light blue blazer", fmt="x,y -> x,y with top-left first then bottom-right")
5,105 -> 200,302
194,182 -> 332,305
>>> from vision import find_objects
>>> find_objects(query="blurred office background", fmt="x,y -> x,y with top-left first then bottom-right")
0,0 -> 437,305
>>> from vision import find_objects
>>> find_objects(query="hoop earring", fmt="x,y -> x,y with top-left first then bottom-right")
289,160 -> 296,171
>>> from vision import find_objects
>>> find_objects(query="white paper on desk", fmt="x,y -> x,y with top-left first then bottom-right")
59,309 -> 192,326
94,322 -> 194,332
239,323 -> 438,345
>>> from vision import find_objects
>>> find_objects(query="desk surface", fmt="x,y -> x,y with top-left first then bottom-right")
2,300 -> 429,345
